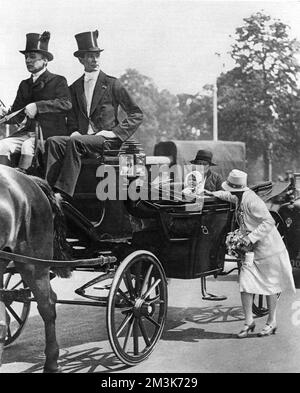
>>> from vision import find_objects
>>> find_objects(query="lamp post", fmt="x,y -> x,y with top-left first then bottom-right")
213,52 -> 223,141
267,142 -> 273,181
213,78 -> 218,141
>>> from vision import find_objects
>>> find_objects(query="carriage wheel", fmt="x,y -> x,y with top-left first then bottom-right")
3,272 -> 31,346
106,250 -> 168,366
252,293 -> 281,317
252,295 -> 269,316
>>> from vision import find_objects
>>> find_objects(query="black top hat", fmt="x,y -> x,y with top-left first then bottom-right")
190,150 -> 217,166
73,30 -> 104,58
19,31 -> 53,61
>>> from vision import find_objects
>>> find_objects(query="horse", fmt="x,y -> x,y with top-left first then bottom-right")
0,164 -> 70,373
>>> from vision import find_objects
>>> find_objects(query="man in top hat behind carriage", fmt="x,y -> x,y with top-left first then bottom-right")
0,31 -> 71,172
44,29 -> 143,199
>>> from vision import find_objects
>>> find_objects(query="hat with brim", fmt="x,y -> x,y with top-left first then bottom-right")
190,149 -> 217,166
20,32 -> 53,61
73,30 -> 104,58
222,169 -> 249,192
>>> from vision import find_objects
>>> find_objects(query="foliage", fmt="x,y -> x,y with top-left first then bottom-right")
177,86 -> 213,140
119,69 -> 183,154
117,12 -> 300,178
218,11 -> 300,176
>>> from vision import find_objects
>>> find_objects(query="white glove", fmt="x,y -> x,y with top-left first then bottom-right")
24,103 -> 38,119
242,235 -> 252,246
204,189 -> 214,196
96,130 -> 117,138
70,131 -> 82,138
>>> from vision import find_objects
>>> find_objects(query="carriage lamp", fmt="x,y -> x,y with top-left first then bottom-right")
119,139 -> 146,178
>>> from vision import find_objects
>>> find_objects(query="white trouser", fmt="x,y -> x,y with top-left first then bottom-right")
0,133 -> 35,158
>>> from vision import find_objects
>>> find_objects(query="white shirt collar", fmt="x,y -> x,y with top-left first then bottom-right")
84,69 -> 100,82
31,67 -> 47,82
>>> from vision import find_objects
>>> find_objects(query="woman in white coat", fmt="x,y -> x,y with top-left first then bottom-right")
206,169 -> 296,338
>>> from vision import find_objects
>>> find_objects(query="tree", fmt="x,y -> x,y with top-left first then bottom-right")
177,85 -> 214,140
119,69 -> 183,154
218,11 -> 300,179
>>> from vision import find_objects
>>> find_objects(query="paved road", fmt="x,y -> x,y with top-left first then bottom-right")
1,266 -> 300,373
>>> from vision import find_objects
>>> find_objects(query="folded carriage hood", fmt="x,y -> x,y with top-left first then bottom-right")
153,140 -> 246,180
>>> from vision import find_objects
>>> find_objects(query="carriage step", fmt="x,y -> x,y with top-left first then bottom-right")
202,294 -> 227,301
201,276 -> 227,301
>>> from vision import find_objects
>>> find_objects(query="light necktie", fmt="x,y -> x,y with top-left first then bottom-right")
85,78 -> 94,114
85,75 -> 97,134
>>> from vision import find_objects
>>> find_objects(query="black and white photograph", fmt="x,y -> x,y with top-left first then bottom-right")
0,0 -> 299,375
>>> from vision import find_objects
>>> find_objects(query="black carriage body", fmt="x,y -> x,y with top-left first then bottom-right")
130,198 -> 234,279
72,158 -> 133,237
71,139 -> 246,236
277,199 -> 300,265
266,173 -> 300,268
68,139 -> 241,276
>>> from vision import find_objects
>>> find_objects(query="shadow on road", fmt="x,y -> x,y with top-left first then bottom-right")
3,305 -> 130,373
161,305 -> 248,342
20,347 -> 129,373
166,305 -> 244,325
162,327 -> 251,341
1,302 -> 269,371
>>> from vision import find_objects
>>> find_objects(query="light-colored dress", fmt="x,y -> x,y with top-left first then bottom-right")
214,189 -> 296,295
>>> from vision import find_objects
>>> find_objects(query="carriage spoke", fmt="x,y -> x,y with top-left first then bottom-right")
148,295 -> 163,304
6,305 -> 22,325
10,279 -> 23,291
121,307 -> 133,314
133,318 -> 139,355
139,318 -> 151,347
117,288 -> 134,306
4,273 -> 12,288
141,264 -> 154,295
117,313 -> 133,338
145,315 -> 160,328
134,262 -> 142,296
123,271 -> 135,300
123,317 -> 134,352
7,325 -> 12,340
143,279 -> 161,300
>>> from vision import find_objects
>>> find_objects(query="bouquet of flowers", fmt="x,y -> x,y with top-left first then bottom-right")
225,228 -> 253,259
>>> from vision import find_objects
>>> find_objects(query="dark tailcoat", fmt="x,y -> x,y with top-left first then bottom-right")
8,70 -> 72,139
67,70 -> 143,141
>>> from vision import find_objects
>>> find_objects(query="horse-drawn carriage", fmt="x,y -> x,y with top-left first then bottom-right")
0,138 -> 298,371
